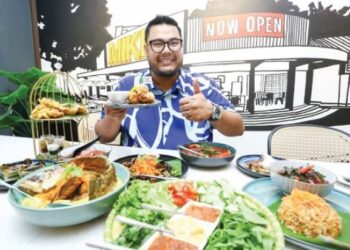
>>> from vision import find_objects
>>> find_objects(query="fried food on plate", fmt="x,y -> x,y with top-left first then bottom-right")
30,98 -> 87,119
127,85 -> 155,104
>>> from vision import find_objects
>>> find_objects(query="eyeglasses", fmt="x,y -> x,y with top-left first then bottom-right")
149,38 -> 183,53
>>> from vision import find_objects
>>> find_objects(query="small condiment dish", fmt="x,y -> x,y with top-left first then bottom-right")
107,91 -> 129,104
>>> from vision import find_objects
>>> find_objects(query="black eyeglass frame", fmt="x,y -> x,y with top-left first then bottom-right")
148,38 -> 183,53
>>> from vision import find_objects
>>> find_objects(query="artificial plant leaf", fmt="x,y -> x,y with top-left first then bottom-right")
0,67 -> 48,88
0,112 -> 26,128
0,85 -> 29,105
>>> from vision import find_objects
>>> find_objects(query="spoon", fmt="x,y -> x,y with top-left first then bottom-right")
71,136 -> 101,158
115,215 -> 173,235
0,180 -> 68,208
0,179 -> 31,198
178,146 -> 208,158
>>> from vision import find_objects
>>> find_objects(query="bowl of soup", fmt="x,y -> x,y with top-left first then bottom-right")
178,142 -> 236,168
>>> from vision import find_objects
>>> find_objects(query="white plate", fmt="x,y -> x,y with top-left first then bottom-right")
106,100 -> 161,109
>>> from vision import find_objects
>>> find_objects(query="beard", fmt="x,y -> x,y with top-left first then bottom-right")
148,57 -> 183,78
153,67 -> 179,77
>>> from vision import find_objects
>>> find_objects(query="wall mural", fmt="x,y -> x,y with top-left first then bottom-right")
36,0 -> 350,131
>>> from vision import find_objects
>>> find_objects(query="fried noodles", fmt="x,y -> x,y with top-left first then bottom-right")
278,189 -> 342,238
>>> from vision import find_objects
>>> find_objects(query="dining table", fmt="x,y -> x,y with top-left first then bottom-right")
0,135 -> 349,250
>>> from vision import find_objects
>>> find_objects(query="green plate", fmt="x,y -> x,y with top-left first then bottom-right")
243,178 -> 350,250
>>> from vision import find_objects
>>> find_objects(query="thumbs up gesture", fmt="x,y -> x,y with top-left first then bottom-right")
179,79 -> 213,121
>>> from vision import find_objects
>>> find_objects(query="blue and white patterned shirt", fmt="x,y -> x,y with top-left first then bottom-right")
107,68 -> 235,149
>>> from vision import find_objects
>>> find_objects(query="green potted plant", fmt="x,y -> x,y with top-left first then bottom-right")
0,67 -> 48,137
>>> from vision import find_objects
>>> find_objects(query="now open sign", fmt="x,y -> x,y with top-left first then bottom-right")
203,13 -> 285,41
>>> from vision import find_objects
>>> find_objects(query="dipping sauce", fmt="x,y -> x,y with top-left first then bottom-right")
147,235 -> 198,250
185,204 -> 221,223
167,216 -> 207,245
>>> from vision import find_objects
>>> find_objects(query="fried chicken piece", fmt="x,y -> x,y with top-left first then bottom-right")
127,92 -> 139,104
61,104 -> 79,115
39,98 -> 62,110
58,177 -> 83,199
127,85 -> 155,104
138,92 -> 155,103
47,108 -> 64,118
76,105 -> 87,114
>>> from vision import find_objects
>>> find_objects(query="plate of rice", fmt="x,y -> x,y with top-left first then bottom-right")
243,178 -> 350,250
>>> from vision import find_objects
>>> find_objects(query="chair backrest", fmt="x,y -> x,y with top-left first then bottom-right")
268,124 -> 350,163
78,112 -> 121,145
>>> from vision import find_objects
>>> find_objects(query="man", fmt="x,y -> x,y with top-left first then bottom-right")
95,15 -> 244,149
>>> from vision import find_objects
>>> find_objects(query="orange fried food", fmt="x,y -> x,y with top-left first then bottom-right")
39,98 -> 62,110
127,85 -> 155,104
31,98 -> 87,119
76,105 -> 88,114
61,104 -> 79,115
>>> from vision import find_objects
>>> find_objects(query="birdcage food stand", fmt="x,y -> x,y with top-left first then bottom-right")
29,71 -> 89,159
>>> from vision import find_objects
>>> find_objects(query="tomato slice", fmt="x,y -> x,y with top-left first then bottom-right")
168,182 -> 198,207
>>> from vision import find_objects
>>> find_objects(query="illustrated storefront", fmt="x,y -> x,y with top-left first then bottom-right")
78,11 -> 349,114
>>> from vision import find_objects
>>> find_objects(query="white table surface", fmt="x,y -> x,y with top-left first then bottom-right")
0,135 -> 349,250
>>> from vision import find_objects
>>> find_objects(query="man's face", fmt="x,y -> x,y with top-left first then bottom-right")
145,24 -> 183,78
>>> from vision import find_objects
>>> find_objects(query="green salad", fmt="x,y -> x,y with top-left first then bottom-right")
104,180 -> 285,250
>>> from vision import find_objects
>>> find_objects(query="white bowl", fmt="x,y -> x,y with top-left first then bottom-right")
107,91 -> 129,104
270,160 -> 336,197
60,144 -> 112,159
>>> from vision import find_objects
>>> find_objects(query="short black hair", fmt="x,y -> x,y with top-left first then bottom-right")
145,15 -> 182,42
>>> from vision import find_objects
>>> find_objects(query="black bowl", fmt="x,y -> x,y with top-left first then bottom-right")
178,142 -> 236,168
114,154 -> 188,179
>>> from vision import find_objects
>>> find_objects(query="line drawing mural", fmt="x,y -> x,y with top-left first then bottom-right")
36,0 -> 350,131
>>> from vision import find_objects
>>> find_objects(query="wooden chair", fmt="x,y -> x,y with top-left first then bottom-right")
78,112 -> 121,145
267,124 -> 350,163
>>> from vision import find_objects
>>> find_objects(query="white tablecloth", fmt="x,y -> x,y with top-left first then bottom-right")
0,135 -> 349,250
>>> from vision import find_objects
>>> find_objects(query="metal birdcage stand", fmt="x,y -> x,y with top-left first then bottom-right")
29,70 -> 88,159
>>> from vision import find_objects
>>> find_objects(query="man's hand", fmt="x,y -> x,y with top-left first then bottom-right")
179,79 -> 213,121
104,104 -> 127,121
95,105 -> 126,143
